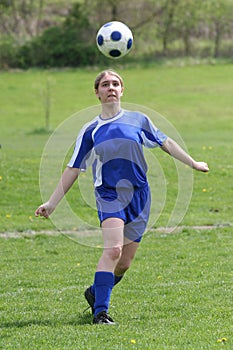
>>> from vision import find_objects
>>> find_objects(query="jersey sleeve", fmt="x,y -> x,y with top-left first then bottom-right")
67,122 -> 96,170
141,115 -> 167,148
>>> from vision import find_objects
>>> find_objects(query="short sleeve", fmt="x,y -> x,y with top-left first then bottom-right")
141,115 -> 167,148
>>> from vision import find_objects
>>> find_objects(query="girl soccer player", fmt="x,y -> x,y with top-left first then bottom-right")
35,70 -> 209,324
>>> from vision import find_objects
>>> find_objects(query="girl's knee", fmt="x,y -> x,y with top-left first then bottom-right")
106,246 -> 122,261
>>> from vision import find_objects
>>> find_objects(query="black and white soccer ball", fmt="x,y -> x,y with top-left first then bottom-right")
96,21 -> 133,59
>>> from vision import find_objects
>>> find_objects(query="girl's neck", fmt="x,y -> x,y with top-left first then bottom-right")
100,102 -> 121,119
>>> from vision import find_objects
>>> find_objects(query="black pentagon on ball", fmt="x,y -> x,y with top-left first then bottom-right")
111,31 -> 122,41
127,38 -> 133,50
97,35 -> 104,46
103,22 -> 112,28
109,49 -> 121,58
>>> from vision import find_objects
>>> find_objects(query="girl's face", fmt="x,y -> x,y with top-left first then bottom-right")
95,73 -> 124,104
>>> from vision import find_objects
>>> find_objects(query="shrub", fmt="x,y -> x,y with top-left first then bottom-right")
0,39 -> 18,69
3,2 -> 104,68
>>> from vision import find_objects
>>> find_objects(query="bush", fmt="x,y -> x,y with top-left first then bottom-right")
2,2 -> 104,69
0,39 -> 18,69
15,26 -> 101,68
15,18 -> 98,68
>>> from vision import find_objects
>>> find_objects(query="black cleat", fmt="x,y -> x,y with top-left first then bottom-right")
84,286 -> 95,314
93,311 -> 115,325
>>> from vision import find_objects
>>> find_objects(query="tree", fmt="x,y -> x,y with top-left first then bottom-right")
156,0 -> 179,55
0,0 -> 79,45
0,0 -> 45,44
172,0 -> 203,56
204,0 -> 233,57
1,0 -> 232,67
15,2 -> 100,68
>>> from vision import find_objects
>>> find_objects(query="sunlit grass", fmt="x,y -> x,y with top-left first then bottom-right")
1,62 -> 232,349
0,63 -> 232,231
0,228 -> 232,349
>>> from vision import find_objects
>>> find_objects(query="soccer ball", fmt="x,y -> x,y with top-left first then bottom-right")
96,21 -> 133,59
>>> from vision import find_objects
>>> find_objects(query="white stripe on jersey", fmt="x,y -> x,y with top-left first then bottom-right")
68,109 -> 167,189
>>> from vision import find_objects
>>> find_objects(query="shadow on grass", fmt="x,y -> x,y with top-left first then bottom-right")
27,127 -> 53,135
72,312 -> 93,325
1,312 -> 93,328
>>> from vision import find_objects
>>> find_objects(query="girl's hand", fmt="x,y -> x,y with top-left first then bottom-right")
193,161 -> 209,172
35,202 -> 55,218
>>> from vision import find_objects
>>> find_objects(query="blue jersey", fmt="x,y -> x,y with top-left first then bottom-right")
68,109 -> 167,190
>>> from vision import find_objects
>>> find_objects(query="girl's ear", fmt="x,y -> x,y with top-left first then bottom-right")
95,89 -> 100,99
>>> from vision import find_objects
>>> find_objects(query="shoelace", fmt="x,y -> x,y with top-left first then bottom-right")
83,305 -> 92,313
99,312 -> 114,322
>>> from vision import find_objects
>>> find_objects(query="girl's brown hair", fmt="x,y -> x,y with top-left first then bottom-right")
94,70 -> 124,90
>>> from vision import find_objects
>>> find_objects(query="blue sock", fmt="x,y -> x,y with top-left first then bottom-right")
91,274 -> 124,296
93,271 -> 114,316
90,284 -> 95,295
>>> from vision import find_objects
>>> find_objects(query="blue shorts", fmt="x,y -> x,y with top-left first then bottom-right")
95,184 -> 151,242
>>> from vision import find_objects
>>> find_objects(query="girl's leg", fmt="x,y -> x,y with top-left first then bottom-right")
114,237 -> 139,279
97,217 -> 124,272
93,218 -> 124,320
90,237 -> 139,296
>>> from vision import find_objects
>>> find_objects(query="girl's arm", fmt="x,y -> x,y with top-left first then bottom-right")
161,137 -> 209,172
35,167 -> 80,218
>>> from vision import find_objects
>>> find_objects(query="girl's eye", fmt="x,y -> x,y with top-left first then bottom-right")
101,81 -> 120,88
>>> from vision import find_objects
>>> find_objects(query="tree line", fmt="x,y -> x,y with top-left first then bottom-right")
0,0 -> 232,68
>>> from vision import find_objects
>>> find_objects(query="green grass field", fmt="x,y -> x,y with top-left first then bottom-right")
1,228 -> 232,349
0,62 -> 233,349
0,62 -> 232,232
